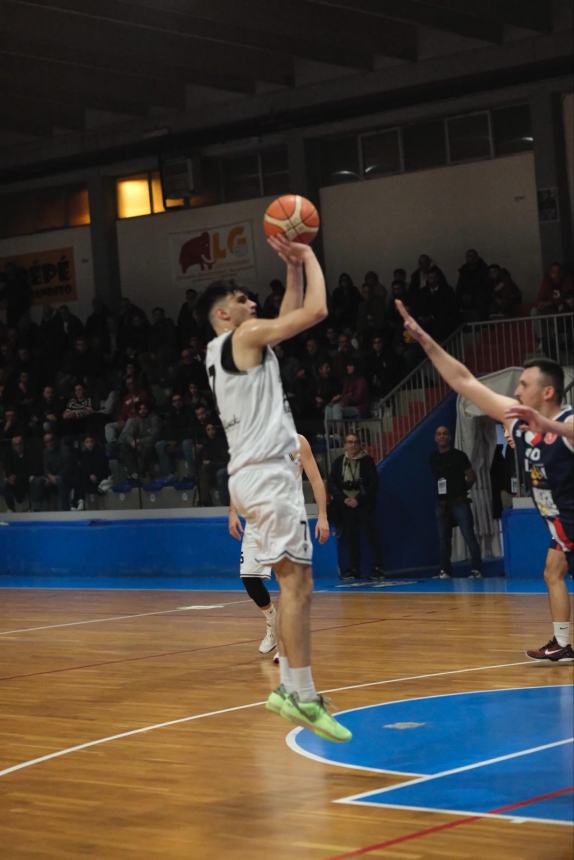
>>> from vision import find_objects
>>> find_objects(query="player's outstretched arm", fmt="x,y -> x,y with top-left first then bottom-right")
298,434 -> 330,544
395,299 -> 517,424
504,405 -> 574,443
237,237 -> 327,350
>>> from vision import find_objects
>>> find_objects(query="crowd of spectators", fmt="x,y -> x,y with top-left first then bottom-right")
0,250 -> 572,513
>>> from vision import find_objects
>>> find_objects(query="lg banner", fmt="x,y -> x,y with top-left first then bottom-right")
170,221 -> 257,291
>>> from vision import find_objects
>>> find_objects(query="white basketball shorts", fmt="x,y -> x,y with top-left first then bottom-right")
229,458 -> 313,569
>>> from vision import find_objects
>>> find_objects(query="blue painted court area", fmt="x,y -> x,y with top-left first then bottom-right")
290,686 -> 574,825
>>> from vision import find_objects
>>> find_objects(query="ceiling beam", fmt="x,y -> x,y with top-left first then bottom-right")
4,0 -> 295,85
137,0 -> 418,60
0,24 -> 257,95
426,1 -> 552,33
0,54 -> 185,114
310,0 -> 503,42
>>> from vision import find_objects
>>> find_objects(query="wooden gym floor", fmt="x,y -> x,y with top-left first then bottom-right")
0,587 -> 572,860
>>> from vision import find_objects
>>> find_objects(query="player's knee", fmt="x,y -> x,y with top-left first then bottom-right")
543,562 -> 567,586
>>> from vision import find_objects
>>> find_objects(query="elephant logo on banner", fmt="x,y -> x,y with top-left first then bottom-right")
173,223 -> 255,284
179,231 -> 214,273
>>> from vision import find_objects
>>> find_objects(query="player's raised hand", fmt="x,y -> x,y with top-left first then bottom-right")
504,404 -> 553,436
394,299 -> 427,344
267,234 -> 310,266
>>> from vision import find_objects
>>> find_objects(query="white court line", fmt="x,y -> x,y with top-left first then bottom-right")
287,684 -> 574,775
0,599 -> 251,635
337,737 -> 574,804
0,660 -> 539,779
334,799 -> 574,828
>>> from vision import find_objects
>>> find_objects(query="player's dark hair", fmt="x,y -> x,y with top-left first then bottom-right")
523,358 -> 564,403
195,280 -> 246,325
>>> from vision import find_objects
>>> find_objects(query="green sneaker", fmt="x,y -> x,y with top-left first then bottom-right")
280,693 -> 352,743
266,684 -> 289,717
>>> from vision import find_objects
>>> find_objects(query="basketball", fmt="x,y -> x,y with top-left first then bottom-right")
263,194 -> 320,245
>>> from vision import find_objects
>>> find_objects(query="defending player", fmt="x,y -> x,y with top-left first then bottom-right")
228,433 -> 330,659
396,299 -> 574,663
197,236 -> 351,741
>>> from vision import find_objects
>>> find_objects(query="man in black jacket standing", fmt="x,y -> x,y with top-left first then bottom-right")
328,433 -> 384,581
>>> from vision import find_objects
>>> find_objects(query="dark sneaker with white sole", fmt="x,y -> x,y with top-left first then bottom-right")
526,636 -> 574,662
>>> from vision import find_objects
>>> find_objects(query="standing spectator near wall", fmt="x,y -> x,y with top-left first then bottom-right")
177,288 -> 199,346
331,273 -> 362,330
429,426 -> 482,579
535,262 -> 573,313
328,432 -> 384,582
356,280 -> 387,346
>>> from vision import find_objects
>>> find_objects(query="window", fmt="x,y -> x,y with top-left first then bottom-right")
116,171 -> 184,219
320,136 -> 360,185
0,184 -> 90,239
361,129 -> 401,178
447,112 -> 491,163
402,120 -> 447,171
491,105 -> 533,156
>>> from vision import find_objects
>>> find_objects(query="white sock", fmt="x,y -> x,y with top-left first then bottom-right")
262,605 -> 276,623
278,656 -> 294,693
291,666 -> 317,703
553,622 -> 571,647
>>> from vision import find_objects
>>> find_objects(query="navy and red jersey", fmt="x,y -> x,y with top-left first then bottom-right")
511,407 -> 574,555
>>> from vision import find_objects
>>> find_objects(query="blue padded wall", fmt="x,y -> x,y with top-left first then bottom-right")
502,508 -> 551,578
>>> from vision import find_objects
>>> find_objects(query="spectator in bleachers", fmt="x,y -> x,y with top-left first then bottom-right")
364,332 -> 402,400
75,435 -> 112,508
30,432 -> 73,512
455,248 -> 491,322
148,306 -> 177,363
185,381 -> 212,412
105,374 -> 149,449
299,336 -> 327,379
1,407 -> 28,443
84,298 -> 111,346
177,288 -> 200,345
331,273 -> 362,330
313,360 -> 342,421
62,383 -> 95,439
339,361 -> 370,419
30,384 -> 62,436
490,268 -> 522,318
58,304 -> 84,347
173,346 -> 207,393
411,266 -> 458,340
332,332 -> 362,382
119,401 -> 161,479
61,336 -> 101,389
409,254 -> 435,295
0,261 -> 31,329
262,279 -> 285,319
198,422 -> 230,506
38,305 -> 66,374
274,342 -> 302,391
535,262 -> 573,313
155,393 -> 196,479
356,279 -> 387,345
118,311 -> 149,355
10,371 -> 37,417
393,267 -> 407,287
362,270 -> 387,303
1,435 -> 34,511
323,325 -> 340,359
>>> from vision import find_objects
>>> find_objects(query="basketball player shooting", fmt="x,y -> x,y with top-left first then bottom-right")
197,236 -> 351,742
396,299 -> 574,663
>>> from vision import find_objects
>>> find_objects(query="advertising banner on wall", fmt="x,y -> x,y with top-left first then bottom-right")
169,221 -> 257,292
0,247 -> 77,305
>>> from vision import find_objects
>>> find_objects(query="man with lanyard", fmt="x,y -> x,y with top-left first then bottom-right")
396,299 -> 573,663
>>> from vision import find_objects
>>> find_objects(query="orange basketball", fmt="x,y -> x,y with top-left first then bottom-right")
263,194 -> 320,245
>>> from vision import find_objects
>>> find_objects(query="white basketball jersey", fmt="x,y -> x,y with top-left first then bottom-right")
205,332 -> 299,475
